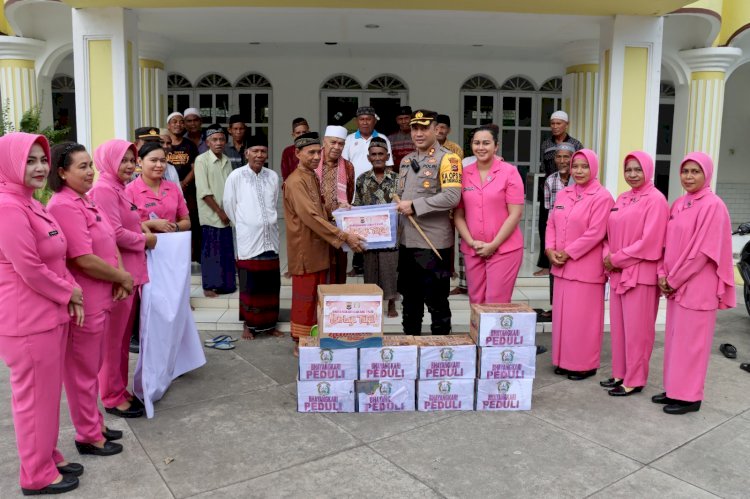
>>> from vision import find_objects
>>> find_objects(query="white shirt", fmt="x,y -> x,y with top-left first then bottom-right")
342,130 -> 394,182
223,165 -> 280,260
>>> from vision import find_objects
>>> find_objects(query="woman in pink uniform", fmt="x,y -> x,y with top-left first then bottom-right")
125,142 -> 190,231
90,140 -> 157,419
0,133 -> 84,495
653,152 -> 735,414
600,151 -> 668,396
47,142 -> 134,457
454,125 -> 524,303
545,149 -> 614,381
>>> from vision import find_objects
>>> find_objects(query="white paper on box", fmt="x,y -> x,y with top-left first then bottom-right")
475,311 -> 537,347
356,380 -> 415,412
419,345 -> 476,379
476,378 -> 533,411
359,345 -> 418,379
479,346 -> 536,379
297,380 -> 355,413
298,345 -> 358,380
321,295 -> 382,334
417,379 -> 475,411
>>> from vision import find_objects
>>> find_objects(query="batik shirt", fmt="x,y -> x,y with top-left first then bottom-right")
353,169 -> 399,207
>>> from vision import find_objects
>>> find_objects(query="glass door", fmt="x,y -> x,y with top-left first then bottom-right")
500,94 -> 535,179
167,92 -> 192,116
460,93 -> 496,154
321,92 -> 360,133
236,89 -> 272,166
367,95 -> 406,137
197,91 -> 231,126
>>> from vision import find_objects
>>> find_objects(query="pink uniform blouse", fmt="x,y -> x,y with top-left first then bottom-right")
90,179 -> 149,286
0,193 -> 77,335
546,182 -> 614,283
47,186 -> 119,314
125,176 -> 189,224
605,185 -> 669,292
458,158 -> 524,256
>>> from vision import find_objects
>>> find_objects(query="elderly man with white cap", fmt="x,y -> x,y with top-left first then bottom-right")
534,110 -> 583,279
318,125 -> 356,283
183,107 -> 208,154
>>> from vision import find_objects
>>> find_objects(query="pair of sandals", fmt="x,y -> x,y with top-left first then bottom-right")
719,343 -> 750,373
204,335 -> 237,350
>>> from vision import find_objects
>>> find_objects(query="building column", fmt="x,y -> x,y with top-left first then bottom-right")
0,37 -> 44,129
678,47 -> 741,188
138,33 -> 169,131
597,15 -> 663,195
72,7 -> 139,151
562,40 -> 599,149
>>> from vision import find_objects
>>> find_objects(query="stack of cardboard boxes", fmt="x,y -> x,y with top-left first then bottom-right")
297,284 -> 536,412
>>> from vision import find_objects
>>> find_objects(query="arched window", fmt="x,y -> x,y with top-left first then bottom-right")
461,75 -> 498,91
167,73 -> 192,114
322,74 -> 362,90
660,81 -> 676,98
193,73 -> 232,122
196,73 -> 232,89
367,75 -> 407,91
234,73 -> 272,148
51,74 -> 75,91
235,73 -> 271,88
167,73 -> 192,89
500,76 -> 536,91
540,77 -> 563,93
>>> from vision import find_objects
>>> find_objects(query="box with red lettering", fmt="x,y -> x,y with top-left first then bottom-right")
415,335 -> 476,379
317,284 -> 384,349
359,335 -> 417,380
297,379 -> 355,413
298,336 -> 358,381
417,379 -> 475,412
356,379 -> 415,413
476,378 -> 533,411
479,345 -> 536,379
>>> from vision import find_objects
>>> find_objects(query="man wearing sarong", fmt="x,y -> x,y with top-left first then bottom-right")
353,136 -> 400,318
317,125 -> 356,284
283,132 -> 365,355
194,124 -> 236,297
223,134 -> 283,340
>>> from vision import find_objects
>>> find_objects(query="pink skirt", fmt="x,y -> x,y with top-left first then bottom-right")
552,277 -> 605,371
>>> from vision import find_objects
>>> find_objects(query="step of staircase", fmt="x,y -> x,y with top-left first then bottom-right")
189,275 -> 667,334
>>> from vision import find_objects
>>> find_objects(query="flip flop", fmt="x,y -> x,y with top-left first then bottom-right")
204,335 -> 237,347
205,338 -> 235,350
719,343 -> 737,359
740,363 -> 750,373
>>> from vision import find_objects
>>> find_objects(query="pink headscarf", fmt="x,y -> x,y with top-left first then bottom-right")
668,151 -> 735,309
0,132 -> 51,198
570,148 -> 600,194
94,139 -> 137,190
621,150 -> 656,199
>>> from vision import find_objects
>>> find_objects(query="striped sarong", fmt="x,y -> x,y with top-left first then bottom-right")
237,251 -> 280,334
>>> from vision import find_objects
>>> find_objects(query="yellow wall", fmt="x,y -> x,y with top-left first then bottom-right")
88,40 -> 114,152
617,47 -> 649,194
719,0 -> 750,45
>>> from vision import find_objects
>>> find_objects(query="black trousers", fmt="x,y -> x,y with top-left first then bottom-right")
536,202 -> 550,269
397,246 -> 452,335
352,252 -> 364,272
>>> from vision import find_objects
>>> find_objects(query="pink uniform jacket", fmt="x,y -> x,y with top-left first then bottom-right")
605,151 -> 669,293
658,152 -> 735,311
546,150 -> 614,283
0,135 -> 77,335
125,175 -> 189,224
47,186 -> 120,314
90,140 -> 149,286
458,157 -> 524,256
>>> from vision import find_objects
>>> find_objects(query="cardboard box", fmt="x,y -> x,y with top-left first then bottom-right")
333,204 -> 398,251
356,380 -> 415,412
417,379 -> 475,412
359,335 -> 418,380
298,337 -> 358,381
479,346 -> 536,379
476,378 -> 533,411
297,380 -> 355,413
469,303 -> 537,347
415,335 -> 476,379
317,284 -> 384,349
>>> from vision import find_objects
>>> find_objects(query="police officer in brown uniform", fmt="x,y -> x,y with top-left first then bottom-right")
395,109 -> 463,335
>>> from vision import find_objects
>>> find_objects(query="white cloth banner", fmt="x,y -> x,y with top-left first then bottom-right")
134,232 -> 206,418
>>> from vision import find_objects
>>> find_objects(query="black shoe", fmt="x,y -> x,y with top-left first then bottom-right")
663,400 -> 701,415
651,392 -> 680,405
102,427 -> 123,441
600,378 -> 623,388
75,440 -> 123,456
567,369 -> 597,381
536,346 -> 547,355
608,385 -> 643,397
22,474 -> 79,495
128,397 -> 144,410
129,336 -> 139,354
56,462 -> 84,477
554,366 -> 568,375
105,405 -> 144,418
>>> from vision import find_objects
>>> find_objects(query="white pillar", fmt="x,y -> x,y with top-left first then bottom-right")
138,33 -> 170,132
597,15 -> 663,195
0,37 -> 44,129
562,40 -> 599,149
72,7 -> 140,151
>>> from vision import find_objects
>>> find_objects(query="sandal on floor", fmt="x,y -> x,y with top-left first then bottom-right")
740,363 -> 750,373
205,338 -> 235,350
719,343 -> 737,359
204,335 -> 237,347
